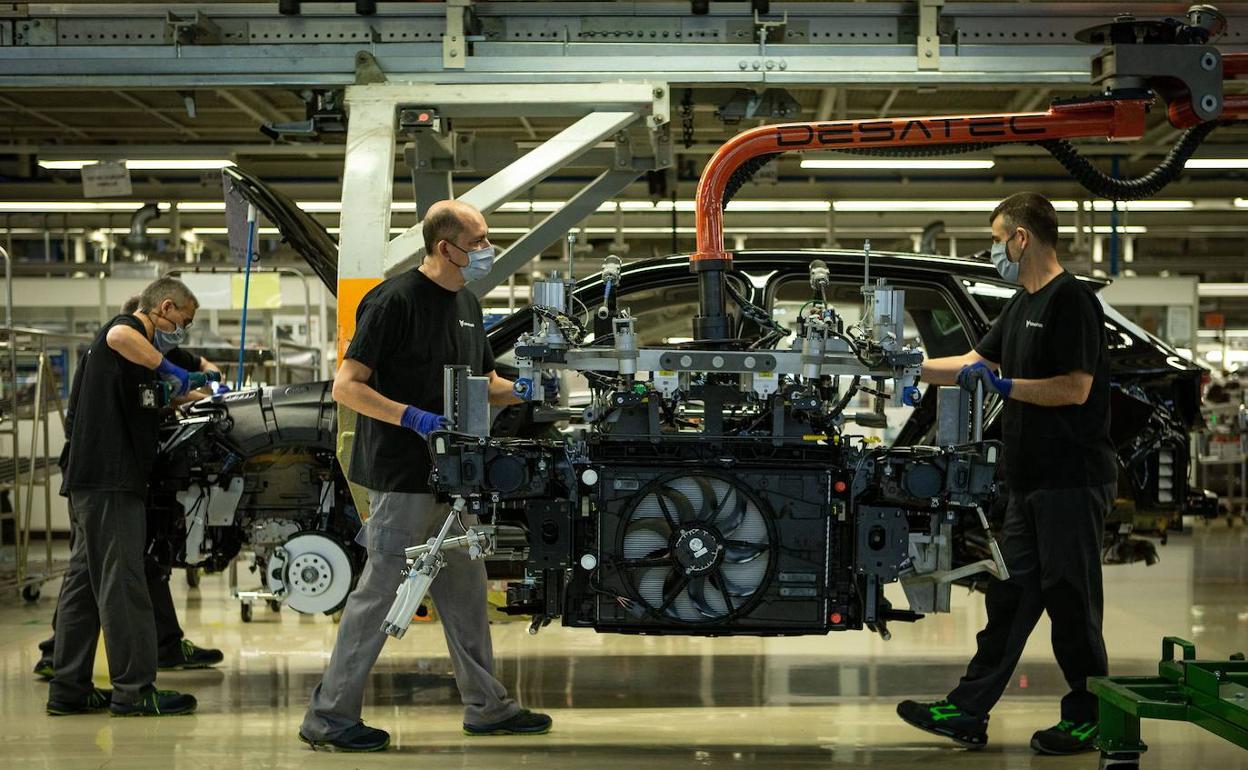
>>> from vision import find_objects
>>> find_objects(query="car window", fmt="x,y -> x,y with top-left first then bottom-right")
772,278 -> 972,442
960,279 -> 1018,322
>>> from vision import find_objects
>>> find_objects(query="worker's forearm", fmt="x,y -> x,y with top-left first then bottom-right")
920,352 -> 979,385
488,375 -> 521,405
333,379 -> 408,426
1009,375 -> 1088,407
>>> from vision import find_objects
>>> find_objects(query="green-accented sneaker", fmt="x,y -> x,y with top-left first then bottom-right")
158,639 -> 224,670
109,689 -> 197,717
896,699 -> 989,749
1031,720 -> 1099,755
463,709 -> 553,736
32,656 -> 54,681
47,687 -> 112,716
298,722 -> 390,752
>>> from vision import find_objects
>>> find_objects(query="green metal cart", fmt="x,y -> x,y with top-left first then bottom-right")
1089,637 -> 1248,769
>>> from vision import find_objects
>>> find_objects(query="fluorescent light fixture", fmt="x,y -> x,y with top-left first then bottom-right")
1058,225 -> 1148,234
39,159 -> 236,171
1087,200 -> 1193,211
1186,158 -> 1248,169
833,200 -> 1080,212
174,201 -> 226,211
1198,329 -> 1248,339
726,200 -> 830,212
0,201 -> 173,213
1198,283 -> 1248,298
801,159 -> 995,170
189,227 -> 280,236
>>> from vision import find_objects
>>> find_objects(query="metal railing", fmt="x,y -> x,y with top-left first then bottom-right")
0,323 -> 90,599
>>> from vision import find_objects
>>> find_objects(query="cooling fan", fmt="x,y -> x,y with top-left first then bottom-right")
616,473 -> 775,624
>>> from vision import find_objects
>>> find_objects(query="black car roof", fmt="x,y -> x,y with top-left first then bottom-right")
573,249 -> 1110,291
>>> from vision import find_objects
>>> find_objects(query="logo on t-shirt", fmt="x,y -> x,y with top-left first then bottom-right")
1025,320 -> 1044,329
458,320 -> 476,329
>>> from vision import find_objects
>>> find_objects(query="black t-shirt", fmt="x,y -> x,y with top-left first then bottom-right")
62,315 -> 199,496
976,272 -> 1117,492
345,269 -> 495,493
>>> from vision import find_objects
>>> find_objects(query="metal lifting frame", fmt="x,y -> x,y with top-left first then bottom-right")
335,82 -> 669,359
686,49 -> 1248,341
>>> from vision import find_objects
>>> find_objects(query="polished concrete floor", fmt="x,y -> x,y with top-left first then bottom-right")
2,526 -> 1247,769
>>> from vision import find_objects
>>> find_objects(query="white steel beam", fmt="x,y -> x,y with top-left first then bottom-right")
384,110 -> 643,275
468,168 -> 642,297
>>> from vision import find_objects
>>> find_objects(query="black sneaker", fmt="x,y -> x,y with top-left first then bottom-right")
464,709 -> 553,736
32,656 -> 54,681
158,639 -> 224,670
109,689 -> 197,717
299,722 -> 390,752
47,687 -> 112,716
897,699 -> 989,749
1031,720 -> 1099,755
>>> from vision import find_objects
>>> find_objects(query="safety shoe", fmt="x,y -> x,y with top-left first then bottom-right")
464,709 -> 553,736
32,656 -> 54,681
109,689 -> 197,717
1031,720 -> 1099,755
896,699 -> 989,749
47,687 -> 112,716
158,639 -> 224,670
299,722 -> 390,752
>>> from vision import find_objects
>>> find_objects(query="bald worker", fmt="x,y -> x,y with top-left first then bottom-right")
299,200 -> 551,752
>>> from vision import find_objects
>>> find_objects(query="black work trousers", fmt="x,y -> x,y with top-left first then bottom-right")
947,482 -> 1114,723
40,557 -> 185,660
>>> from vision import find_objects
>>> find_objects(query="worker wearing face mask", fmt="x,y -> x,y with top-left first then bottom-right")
47,278 -> 205,717
35,294 -> 225,684
300,200 -> 551,752
896,192 -> 1116,755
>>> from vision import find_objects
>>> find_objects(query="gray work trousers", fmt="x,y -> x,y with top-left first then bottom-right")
301,491 -> 518,739
49,491 -> 158,706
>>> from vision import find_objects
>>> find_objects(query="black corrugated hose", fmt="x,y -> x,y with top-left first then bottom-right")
1039,121 -> 1220,201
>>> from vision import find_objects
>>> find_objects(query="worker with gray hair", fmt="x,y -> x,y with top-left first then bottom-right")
34,292 -> 226,682
47,277 -> 206,717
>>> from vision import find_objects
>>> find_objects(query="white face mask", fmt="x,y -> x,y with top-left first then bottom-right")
449,242 -> 496,282
990,233 -> 1021,283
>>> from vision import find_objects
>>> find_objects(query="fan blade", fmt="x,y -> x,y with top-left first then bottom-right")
652,490 -> 681,530
724,539 -> 767,563
710,486 -> 747,533
624,517 -> 671,542
693,476 -> 720,522
637,567 -> 669,610
718,558 -> 768,597
687,575 -> 727,618
657,570 -> 692,615
659,485 -> 700,525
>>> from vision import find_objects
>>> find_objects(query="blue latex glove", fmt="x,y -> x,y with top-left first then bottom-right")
542,372 -> 560,402
210,381 -> 231,397
400,405 -> 449,437
956,361 -> 1013,399
513,377 -> 535,400
156,358 -> 191,396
